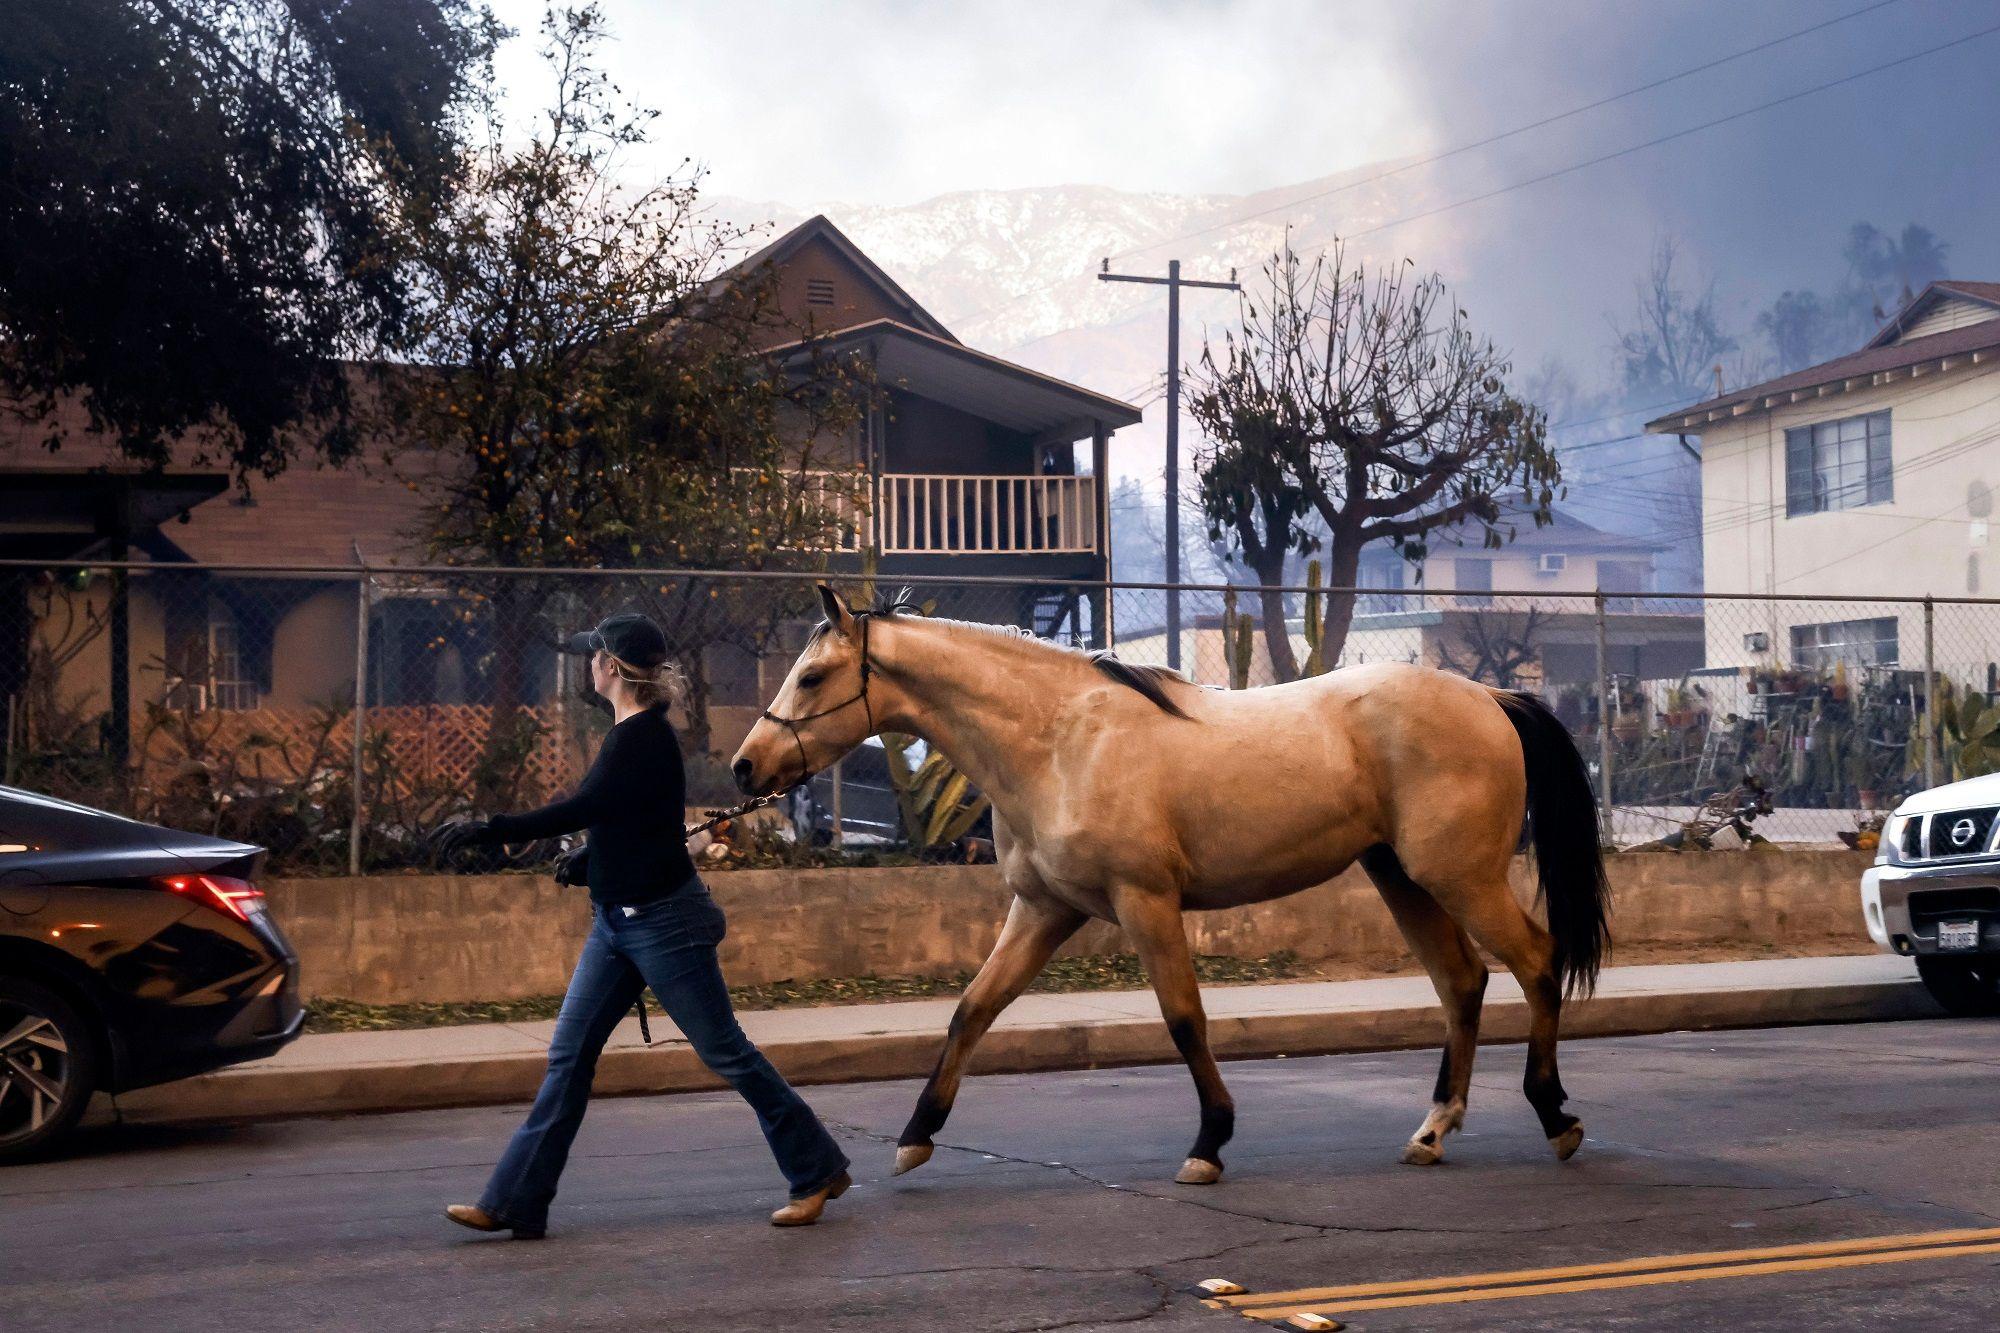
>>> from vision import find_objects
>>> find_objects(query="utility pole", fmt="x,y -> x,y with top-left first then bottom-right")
1098,258 -> 1239,670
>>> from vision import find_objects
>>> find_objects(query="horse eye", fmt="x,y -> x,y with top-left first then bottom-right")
798,672 -> 824,690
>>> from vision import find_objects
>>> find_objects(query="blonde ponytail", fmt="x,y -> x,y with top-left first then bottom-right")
608,654 -> 686,711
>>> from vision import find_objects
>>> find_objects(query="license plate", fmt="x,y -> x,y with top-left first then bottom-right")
1938,920 -> 1981,951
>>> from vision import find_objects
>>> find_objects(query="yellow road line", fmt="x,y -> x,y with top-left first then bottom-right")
1205,1225 -> 2000,1309
1231,1240 -> 2000,1319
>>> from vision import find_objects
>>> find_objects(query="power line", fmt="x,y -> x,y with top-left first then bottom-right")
1549,393 -> 1707,433
1098,259 -> 1242,670
1574,375 -> 2000,504
1099,0 -> 1903,266
1772,459 -> 1998,587
1338,19 -> 2000,245
1674,396 -> 2000,543
948,3 -> 1904,338
994,16 -> 2000,375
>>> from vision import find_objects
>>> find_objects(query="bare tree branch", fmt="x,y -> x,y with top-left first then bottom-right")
1189,240 -> 1561,667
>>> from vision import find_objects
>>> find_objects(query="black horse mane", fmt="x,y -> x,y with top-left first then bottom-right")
1085,653 -> 1194,719
810,587 -> 1195,719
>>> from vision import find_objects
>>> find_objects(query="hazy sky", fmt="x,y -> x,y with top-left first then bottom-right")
480,1 -> 2000,389
485,1 -> 1998,207
476,1 -> 2000,572
487,0 -> 1434,204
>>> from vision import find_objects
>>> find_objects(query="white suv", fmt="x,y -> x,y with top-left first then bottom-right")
1863,774 -> 2000,1016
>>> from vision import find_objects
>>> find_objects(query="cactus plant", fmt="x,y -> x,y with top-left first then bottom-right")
1222,585 -> 1235,675
1302,559 -> 1326,677
1910,678 -> 2000,782
1222,586 -> 1254,689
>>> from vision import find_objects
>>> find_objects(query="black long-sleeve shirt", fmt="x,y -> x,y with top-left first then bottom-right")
485,705 -> 696,906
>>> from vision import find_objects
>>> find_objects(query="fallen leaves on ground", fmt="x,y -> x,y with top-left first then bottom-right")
302,952 -> 1306,1033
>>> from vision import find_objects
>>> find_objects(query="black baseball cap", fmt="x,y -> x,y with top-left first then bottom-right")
564,612 -> 668,668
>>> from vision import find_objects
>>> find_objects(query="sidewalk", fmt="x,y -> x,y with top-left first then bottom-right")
112,955 -> 1937,1125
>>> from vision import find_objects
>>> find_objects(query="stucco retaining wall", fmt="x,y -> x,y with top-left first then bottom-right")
264,850 -> 1876,1005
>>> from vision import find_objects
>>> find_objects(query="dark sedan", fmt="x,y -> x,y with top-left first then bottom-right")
0,785 -> 303,1160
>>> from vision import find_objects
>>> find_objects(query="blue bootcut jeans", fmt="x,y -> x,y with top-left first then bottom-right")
479,878 -> 849,1232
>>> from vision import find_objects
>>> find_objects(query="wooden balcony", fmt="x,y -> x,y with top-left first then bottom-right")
773,471 -> 1101,557
877,473 -> 1097,555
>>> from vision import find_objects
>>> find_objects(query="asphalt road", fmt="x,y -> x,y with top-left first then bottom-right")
3,1018 -> 1997,1332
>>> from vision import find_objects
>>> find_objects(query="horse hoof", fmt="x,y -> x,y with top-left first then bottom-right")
1399,1139 -> 1444,1167
1551,1122 -> 1585,1161
1174,1158 -> 1223,1185
892,1143 -> 934,1176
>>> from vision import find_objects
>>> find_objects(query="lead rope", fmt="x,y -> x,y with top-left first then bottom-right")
682,786 -> 797,840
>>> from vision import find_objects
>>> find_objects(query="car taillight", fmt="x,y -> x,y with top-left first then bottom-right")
159,874 -> 265,924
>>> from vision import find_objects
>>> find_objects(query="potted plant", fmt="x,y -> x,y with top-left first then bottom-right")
1660,678 -> 1701,730
1846,737 -> 1878,810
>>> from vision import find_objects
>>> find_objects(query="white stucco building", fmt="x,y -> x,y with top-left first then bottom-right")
1648,281 -> 2000,677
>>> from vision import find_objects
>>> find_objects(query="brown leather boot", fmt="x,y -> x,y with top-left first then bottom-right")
445,1204 -> 544,1239
769,1171 -> 851,1227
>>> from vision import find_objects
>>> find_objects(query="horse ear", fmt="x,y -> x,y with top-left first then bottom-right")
816,582 -> 857,638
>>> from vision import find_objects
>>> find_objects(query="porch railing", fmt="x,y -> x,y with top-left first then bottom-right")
876,473 -> 1097,555
754,470 -> 1099,556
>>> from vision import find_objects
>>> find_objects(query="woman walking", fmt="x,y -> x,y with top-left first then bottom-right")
436,612 -> 851,1238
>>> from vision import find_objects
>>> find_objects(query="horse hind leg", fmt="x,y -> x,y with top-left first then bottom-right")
1360,846 -> 1488,1166
1448,878 -> 1584,1161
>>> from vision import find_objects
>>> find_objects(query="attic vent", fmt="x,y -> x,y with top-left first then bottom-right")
806,279 -> 836,307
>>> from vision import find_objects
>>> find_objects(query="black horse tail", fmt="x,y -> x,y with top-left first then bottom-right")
1492,689 -> 1611,999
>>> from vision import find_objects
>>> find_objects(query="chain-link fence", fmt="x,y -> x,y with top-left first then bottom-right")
5,558 -> 1991,872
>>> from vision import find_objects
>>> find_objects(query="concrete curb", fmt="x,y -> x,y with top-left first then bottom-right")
113,972 -> 1939,1126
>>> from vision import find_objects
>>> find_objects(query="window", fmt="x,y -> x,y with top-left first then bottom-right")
805,278 -> 836,306
1357,557 -> 1409,614
1785,410 -> 1892,516
1789,616 -> 1898,670
1454,558 -> 1492,608
1598,560 -> 1648,613
207,609 -> 260,710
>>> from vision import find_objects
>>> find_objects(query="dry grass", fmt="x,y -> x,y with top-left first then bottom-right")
303,951 -> 1306,1033
302,938 -> 1880,1035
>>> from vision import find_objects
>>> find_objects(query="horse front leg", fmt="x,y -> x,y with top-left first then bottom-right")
1116,885 -> 1235,1185
894,894 -> 1084,1176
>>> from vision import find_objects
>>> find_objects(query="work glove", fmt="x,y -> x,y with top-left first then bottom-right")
553,844 -> 590,887
430,818 -> 495,865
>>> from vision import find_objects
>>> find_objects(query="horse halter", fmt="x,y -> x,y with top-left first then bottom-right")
759,608 -> 882,786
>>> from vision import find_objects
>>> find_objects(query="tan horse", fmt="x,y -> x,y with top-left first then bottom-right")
731,586 -> 1610,1185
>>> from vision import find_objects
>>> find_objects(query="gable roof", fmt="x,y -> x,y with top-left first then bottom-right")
1863,280 -> 2000,349
1646,287 -> 2000,435
720,214 -> 957,343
